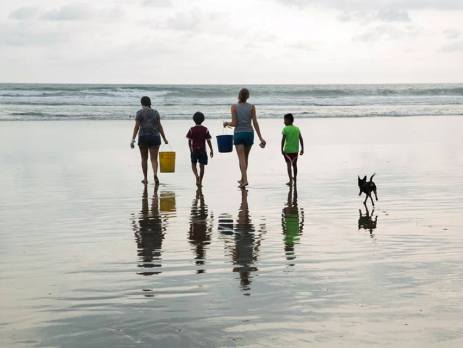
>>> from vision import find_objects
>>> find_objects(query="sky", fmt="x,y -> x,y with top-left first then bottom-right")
0,0 -> 462,84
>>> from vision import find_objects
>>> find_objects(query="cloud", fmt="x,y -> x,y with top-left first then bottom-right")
286,41 -> 316,51
353,24 -> 418,42
338,9 -> 410,23
159,8 -> 229,35
0,23 -> 67,46
443,29 -> 461,40
143,0 -> 172,7
274,0 -> 463,11
376,8 -> 410,22
41,3 -> 92,21
8,6 -> 39,20
442,40 -> 463,52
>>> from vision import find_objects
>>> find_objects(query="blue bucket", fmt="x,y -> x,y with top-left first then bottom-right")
216,134 -> 234,153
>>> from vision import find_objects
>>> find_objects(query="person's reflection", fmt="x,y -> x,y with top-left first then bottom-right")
282,186 -> 305,266
358,206 -> 378,237
230,189 -> 264,294
132,186 -> 167,276
188,188 -> 212,274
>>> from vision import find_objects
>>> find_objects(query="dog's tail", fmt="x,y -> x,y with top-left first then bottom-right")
369,173 -> 376,182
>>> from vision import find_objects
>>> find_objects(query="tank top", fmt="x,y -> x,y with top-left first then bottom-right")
234,102 -> 253,133
135,107 -> 160,136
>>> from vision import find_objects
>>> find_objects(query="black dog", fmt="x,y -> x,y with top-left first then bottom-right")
358,174 -> 378,206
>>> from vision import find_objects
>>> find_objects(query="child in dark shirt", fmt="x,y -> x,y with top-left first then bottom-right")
186,112 -> 214,187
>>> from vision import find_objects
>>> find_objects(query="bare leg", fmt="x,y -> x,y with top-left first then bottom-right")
244,145 -> 252,169
199,164 -> 205,186
374,188 -> 378,201
370,194 -> 375,206
235,145 -> 248,187
139,146 -> 149,184
191,163 -> 200,186
293,162 -> 298,187
148,146 -> 160,185
286,161 -> 292,186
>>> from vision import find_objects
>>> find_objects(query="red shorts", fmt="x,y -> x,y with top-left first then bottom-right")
284,153 -> 298,164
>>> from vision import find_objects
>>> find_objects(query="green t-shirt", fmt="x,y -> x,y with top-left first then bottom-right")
282,125 -> 300,153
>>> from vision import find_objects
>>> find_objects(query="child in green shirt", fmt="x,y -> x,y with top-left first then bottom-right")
281,113 -> 304,186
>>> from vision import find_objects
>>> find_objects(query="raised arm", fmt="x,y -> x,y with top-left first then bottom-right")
131,120 -> 140,148
299,133 -> 304,155
223,105 -> 238,128
251,105 -> 266,145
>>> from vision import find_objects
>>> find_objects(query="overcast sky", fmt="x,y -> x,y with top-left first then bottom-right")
0,0 -> 462,84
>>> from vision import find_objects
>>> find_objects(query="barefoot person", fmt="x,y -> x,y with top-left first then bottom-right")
223,88 -> 266,188
186,111 -> 214,187
281,113 -> 304,186
130,96 -> 168,185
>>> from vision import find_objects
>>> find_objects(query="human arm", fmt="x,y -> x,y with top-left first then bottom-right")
223,105 -> 238,128
207,139 -> 214,158
251,105 -> 266,146
281,134 -> 286,155
158,120 -> 168,144
130,120 -> 140,148
299,133 -> 304,155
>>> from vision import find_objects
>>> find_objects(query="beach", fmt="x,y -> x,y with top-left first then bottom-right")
1,116 -> 463,347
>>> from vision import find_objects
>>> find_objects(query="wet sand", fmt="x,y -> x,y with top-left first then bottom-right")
1,117 -> 463,347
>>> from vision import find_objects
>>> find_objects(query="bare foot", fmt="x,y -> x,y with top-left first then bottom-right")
239,181 -> 248,188
141,179 -> 148,185
154,176 -> 159,185
286,180 -> 293,186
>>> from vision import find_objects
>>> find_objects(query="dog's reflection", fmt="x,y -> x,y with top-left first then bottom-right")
188,188 -> 212,274
282,186 -> 304,265
132,186 -> 170,276
358,206 -> 378,236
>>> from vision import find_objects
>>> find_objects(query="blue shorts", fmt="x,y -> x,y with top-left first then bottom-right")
234,131 -> 254,146
191,151 -> 208,165
138,134 -> 161,148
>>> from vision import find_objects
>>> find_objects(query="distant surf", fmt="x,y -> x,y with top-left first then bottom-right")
1,83 -> 462,120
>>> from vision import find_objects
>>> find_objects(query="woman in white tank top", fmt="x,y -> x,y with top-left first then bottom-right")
223,88 -> 266,188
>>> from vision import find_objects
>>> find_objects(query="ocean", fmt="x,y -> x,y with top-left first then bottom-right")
1,83 -> 463,121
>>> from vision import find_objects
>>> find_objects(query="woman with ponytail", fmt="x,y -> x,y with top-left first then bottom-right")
223,88 -> 266,188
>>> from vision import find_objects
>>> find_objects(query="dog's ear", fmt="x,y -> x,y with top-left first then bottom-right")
363,176 -> 367,181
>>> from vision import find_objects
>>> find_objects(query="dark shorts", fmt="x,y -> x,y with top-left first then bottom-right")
284,153 -> 298,164
234,131 -> 254,146
191,151 -> 208,165
138,134 -> 161,148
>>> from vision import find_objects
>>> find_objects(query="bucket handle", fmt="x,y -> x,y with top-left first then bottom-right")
162,142 -> 174,152
222,120 -> 233,135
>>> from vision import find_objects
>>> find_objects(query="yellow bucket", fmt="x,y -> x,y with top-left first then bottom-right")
159,151 -> 176,173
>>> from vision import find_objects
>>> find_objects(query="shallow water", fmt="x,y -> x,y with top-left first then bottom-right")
1,117 -> 463,347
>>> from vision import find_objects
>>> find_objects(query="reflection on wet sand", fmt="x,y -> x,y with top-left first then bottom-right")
188,189 -> 213,274
220,189 -> 265,295
132,187 -> 175,276
358,206 -> 378,237
282,186 -> 304,266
